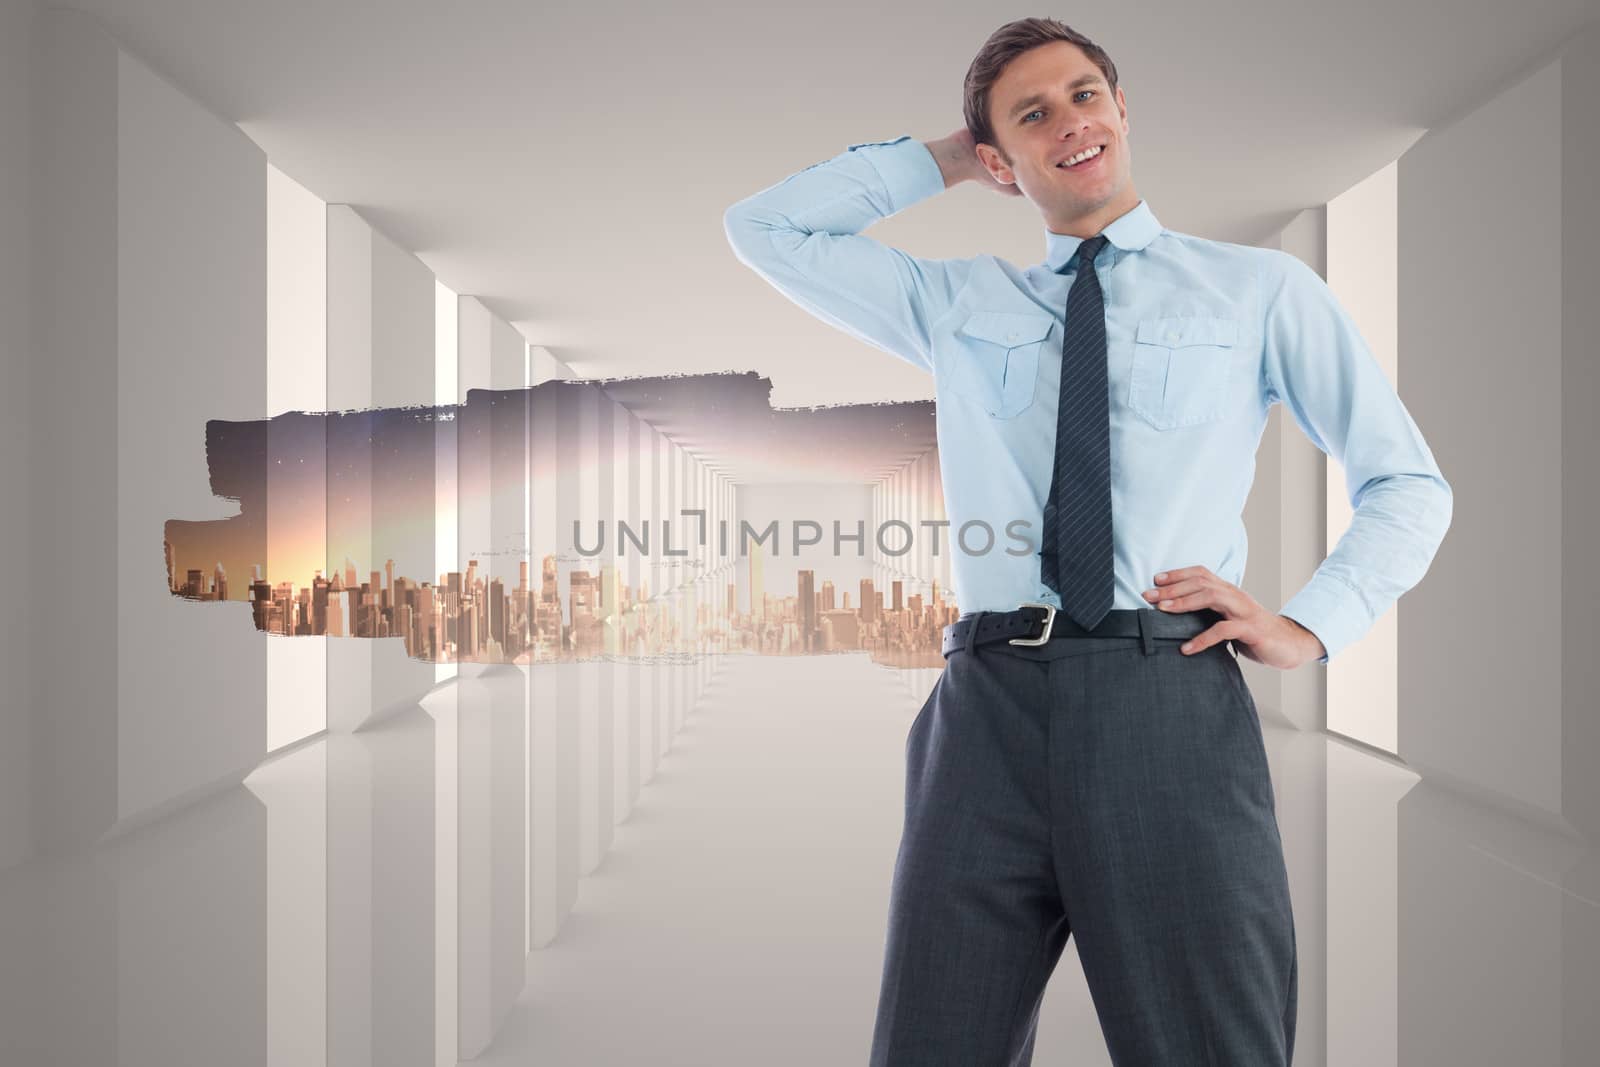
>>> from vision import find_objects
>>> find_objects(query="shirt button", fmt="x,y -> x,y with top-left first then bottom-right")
1167,331 -> 1178,341
1006,332 -> 1017,341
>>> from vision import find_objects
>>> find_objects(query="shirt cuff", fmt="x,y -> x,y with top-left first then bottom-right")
845,135 -> 947,216
1277,571 -> 1371,665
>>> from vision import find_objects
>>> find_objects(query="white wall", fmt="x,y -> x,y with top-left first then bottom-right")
32,8 -> 270,851
1347,23 -> 1600,843
1394,49 -> 1570,824
1557,20 -> 1600,846
1326,162 -> 1401,750
31,6 -> 122,852
115,22 -> 272,825
0,0 -> 36,872
452,296 -> 530,1056
325,205 -> 439,731
266,163 -> 329,752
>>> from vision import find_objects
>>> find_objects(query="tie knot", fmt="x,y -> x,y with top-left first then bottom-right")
1075,235 -> 1108,270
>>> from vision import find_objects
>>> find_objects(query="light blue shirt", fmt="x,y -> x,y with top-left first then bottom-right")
722,134 -> 1452,664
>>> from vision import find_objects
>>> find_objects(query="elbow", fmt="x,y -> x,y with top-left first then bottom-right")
1429,465 -> 1454,535
722,201 -> 767,262
721,201 -> 746,241
723,201 -> 799,280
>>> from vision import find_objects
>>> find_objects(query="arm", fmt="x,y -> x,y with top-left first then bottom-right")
722,134 -> 977,374
1262,251 -> 1454,665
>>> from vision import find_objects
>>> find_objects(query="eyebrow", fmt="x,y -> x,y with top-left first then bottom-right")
1008,74 -> 1104,118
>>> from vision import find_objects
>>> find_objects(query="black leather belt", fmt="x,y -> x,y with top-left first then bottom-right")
940,602 -> 1225,660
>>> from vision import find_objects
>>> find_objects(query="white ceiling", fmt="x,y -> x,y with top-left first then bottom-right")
64,0 -> 1598,423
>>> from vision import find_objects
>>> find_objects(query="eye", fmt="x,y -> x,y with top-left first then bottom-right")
1075,90 -> 1096,102
1022,109 -> 1043,123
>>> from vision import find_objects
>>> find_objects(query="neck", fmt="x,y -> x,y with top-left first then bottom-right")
1045,187 -> 1141,239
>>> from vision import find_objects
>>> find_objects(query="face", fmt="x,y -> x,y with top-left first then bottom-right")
979,40 -> 1137,234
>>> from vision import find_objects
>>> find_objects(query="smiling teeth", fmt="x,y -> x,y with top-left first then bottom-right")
1061,145 -> 1103,167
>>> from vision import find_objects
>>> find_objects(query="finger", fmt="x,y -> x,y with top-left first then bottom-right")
1181,620 -> 1239,655
1152,566 -> 1211,586
1159,589 -> 1215,613
1144,577 -> 1206,605
1150,580 -> 1227,612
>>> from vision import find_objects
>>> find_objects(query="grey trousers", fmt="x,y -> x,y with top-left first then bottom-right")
869,608 -> 1297,1065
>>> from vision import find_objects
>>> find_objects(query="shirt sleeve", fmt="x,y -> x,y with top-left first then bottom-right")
721,135 -> 968,375
1261,250 -> 1454,665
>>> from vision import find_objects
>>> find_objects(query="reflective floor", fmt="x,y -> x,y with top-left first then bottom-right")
2,654 -> 1596,1066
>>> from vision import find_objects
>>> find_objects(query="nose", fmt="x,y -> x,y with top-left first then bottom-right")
1056,113 -> 1092,143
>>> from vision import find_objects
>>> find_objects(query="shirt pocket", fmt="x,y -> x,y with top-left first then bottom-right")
1127,315 -> 1239,430
953,310 -> 1053,419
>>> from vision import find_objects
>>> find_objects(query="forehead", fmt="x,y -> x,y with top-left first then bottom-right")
991,40 -> 1103,106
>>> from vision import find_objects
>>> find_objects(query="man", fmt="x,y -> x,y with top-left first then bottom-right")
724,16 -> 1450,1066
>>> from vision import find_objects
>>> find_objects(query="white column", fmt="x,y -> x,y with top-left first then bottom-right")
1393,38 -> 1592,831
325,206 -> 437,731
266,164 -> 329,751
0,0 -> 35,873
1326,162 -> 1401,750
33,9 -> 270,850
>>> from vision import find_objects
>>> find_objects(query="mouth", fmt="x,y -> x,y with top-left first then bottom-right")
1056,143 -> 1107,172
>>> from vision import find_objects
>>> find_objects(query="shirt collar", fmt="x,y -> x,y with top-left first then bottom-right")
1043,199 -> 1163,273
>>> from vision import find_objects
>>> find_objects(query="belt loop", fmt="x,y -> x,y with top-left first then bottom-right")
965,611 -> 987,657
1137,608 -> 1155,656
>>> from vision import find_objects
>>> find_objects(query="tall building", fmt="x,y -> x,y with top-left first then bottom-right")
418,584 -> 436,658
749,539 -> 765,622
249,576 -> 271,629
542,554 -> 558,604
570,570 -> 594,620
312,574 -> 330,635
797,569 -> 815,652
490,577 -> 506,647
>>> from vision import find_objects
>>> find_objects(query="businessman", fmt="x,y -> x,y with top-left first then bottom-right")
724,16 -> 1451,1065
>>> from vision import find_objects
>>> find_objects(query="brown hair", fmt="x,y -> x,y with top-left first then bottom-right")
963,18 -> 1120,159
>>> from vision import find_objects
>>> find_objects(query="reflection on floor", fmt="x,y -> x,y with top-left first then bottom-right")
1,654 -> 1596,1066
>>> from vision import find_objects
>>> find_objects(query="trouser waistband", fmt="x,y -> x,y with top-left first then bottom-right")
941,604 -> 1222,660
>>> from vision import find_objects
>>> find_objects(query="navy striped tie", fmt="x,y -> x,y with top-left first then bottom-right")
1040,233 -> 1113,630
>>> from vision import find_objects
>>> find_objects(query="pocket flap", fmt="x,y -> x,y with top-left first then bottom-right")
1136,316 -> 1238,347
959,310 -> 1054,347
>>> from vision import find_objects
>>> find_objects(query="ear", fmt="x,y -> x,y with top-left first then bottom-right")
1116,86 -> 1130,135
976,142 -> 1015,182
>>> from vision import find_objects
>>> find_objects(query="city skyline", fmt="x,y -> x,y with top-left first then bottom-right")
166,376 -> 956,667
168,544 -> 953,667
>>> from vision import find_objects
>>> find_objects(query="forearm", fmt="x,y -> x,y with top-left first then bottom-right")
1261,252 -> 1455,665
724,135 -> 947,251
922,135 -> 981,189
1278,471 -> 1453,664
720,135 -> 963,374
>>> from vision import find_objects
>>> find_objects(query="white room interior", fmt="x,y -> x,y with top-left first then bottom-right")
2,2 -> 1598,1065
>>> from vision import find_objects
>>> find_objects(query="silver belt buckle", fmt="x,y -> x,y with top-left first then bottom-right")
1008,602 -> 1057,646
